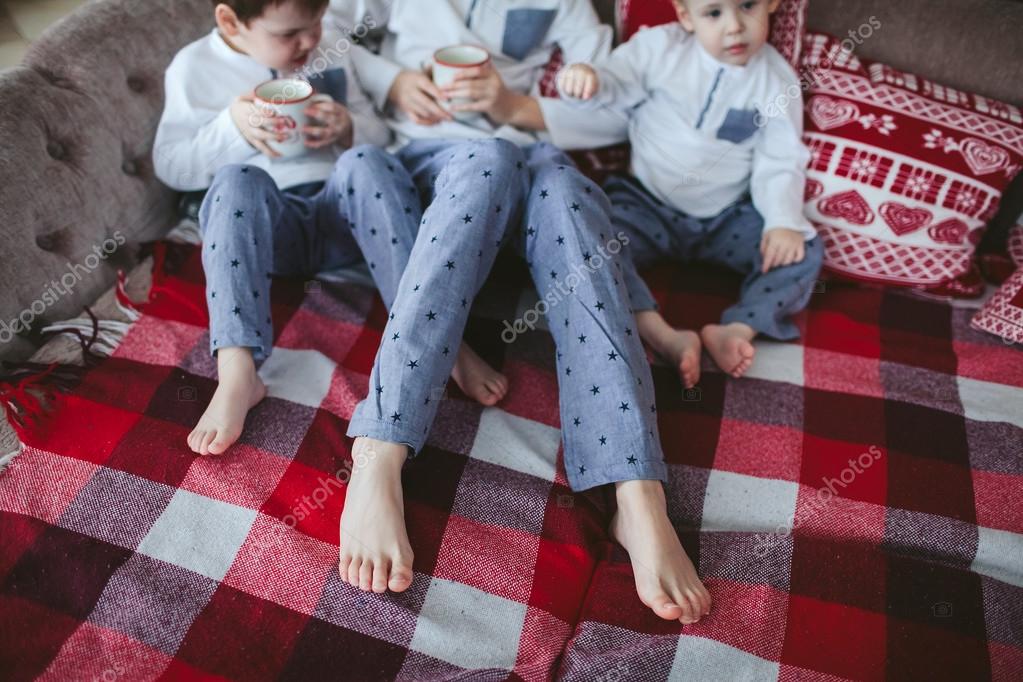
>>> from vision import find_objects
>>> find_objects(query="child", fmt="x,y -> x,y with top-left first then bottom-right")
153,0 -> 400,456
553,0 -> 824,386
327,0 -> 713,625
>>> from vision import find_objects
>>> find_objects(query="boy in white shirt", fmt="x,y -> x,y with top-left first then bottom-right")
552,0 -> 824,386
154,0 -> 403,456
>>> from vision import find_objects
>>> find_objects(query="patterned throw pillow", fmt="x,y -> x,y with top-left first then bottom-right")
971,266 -> 1023,344
801,32 -> 1023,289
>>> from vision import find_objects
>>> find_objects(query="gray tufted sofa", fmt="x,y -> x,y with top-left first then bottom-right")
0,0 -> 1020,364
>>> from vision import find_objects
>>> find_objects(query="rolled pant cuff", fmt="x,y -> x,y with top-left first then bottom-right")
567,458 -> 668,492
719,310 -> 799,341
345,416 -> 426,455
210,334 -> 271,361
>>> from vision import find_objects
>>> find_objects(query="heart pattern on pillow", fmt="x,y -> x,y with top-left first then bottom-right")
959,137 -> 1010,176
928,218 -> 969,245
879,202 -> 932,236
808,96 -> 860,131
818,190 -> 874,225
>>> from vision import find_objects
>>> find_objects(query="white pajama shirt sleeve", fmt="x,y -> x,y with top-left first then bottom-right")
750,85 -> 815,240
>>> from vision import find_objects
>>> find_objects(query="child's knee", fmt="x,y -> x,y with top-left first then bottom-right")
209,164 -> 274,194
333,144 -> 396,180
469,138 -> 526,175
802,236 -> 825,272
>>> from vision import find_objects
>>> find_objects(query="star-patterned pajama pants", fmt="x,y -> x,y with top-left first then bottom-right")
605,175 -> 825,340
198,150 -> 423,359
346,140 -> 668,492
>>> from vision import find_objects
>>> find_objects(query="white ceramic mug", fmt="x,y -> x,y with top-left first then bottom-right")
430,45 -> 490,122
253,78 -> 333,158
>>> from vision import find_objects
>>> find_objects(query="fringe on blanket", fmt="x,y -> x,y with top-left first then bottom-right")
0,240 -> 177,472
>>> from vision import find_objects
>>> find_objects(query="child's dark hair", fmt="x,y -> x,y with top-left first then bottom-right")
215,0 -> 329,24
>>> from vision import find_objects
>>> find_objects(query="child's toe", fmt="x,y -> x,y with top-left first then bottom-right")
346,558 -> 362,586
388,563 -> 413,593
371,562 -> 390,593
358,561 -> 374,591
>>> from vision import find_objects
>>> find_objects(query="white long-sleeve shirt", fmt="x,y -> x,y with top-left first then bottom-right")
545,24 -> 814,238
328,0 -> 619,146
154,28 -> 390,192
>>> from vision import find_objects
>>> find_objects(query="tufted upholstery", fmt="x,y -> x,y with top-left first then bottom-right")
0,0 -> 1018,362
0,0 -> 213,361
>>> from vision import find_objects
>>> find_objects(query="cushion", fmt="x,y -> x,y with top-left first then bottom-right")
971,266 -> 1023,343
801,31 -> 1023,289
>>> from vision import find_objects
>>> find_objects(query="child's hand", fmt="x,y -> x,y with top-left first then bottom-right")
303,99 -> 353,149
230,94 -> 288,158
442,62 -> 519,123
558,64 -> 599,100
760,228 -> 806,273
388,69 -> 452,126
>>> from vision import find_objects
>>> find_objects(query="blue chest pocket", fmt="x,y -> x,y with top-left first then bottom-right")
502,8 -> 557,61
307,68 -> 348,106
716,107 -> 761,144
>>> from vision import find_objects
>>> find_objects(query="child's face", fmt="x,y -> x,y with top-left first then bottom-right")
674,0 -> 781,66
216,2 -> 325,71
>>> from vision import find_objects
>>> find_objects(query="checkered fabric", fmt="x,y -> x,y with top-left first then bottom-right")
1,245 -> 1021,681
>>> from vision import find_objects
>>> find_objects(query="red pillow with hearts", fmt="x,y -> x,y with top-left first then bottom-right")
801,32 -> 1023,290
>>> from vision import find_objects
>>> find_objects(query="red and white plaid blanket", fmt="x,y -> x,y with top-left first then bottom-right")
1,245 -> 1021,681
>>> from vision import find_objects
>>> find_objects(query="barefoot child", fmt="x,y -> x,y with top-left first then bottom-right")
328,0 -> 713,624
153,0 -> 394,455
554,0 -> 824,385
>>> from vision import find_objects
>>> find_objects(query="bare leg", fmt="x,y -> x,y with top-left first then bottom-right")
637,310 -> 702,389
187,346 -> 267,456
701,322 -> 756,378
612,479 -> 711,624
338,437 -> 414,593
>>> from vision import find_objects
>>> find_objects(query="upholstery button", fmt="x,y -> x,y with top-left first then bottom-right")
126,75 -> 146,93
46,140 -> 66,160
122,159 -> 138,175
36,233 -> 59,252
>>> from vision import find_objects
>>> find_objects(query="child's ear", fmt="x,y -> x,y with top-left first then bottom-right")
672,1 -> 695,32
214,3 -> 243,37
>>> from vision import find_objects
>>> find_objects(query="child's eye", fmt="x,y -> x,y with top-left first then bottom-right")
704,9 -> 722,18
741,1 -> 757,10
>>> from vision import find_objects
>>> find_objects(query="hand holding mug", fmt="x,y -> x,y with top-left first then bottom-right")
387,69 -> 452,126
303,99 -> 353,149
230,94 -> 289,158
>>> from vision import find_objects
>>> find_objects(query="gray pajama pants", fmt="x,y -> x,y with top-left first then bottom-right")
344,140 -> 668,492
605,175 -> 825,340
199,151 -> 423,360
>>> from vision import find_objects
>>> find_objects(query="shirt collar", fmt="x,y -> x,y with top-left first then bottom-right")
694,39 -> 763,77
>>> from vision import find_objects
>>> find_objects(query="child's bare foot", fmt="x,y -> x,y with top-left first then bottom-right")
701,322 -> 756,378
451,344 -> 508,406
612,480 -> 711,624
637,311 -> 702,389
187,346 -> 266,456
338,437 -> 414,593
